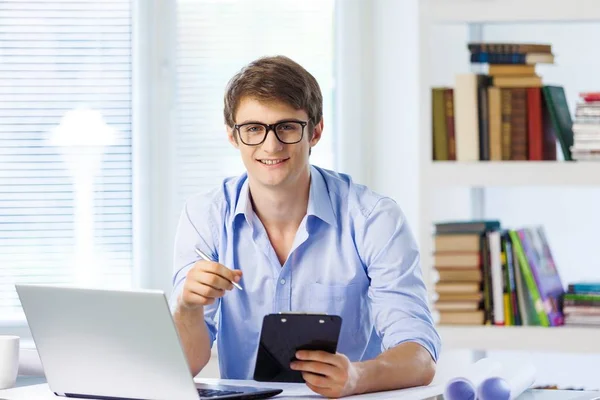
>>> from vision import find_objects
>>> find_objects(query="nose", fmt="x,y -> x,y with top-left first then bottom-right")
261,127 -> 284,153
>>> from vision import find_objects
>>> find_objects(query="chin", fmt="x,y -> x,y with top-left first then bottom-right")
250,167 -> 289,187
257,176 -> 288,188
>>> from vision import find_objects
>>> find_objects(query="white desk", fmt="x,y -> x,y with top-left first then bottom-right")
0,378 -> 444,399
1,379 -> 599,400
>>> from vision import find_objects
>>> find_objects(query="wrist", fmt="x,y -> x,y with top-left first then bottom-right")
175,300 -> 205,320
351,359 -> 377,395
347,361 -> 368,396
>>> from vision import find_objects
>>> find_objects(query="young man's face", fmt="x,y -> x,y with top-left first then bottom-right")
228,97 -> 322,190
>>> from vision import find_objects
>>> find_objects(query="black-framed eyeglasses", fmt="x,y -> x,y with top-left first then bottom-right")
234,120 -> 308,146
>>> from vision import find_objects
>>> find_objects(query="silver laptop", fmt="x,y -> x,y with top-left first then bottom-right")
15,284 -> 283,400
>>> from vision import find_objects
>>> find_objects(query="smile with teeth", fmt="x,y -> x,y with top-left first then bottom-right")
259,159 -> 287,165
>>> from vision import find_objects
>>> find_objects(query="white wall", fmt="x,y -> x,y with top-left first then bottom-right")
366,1 -> 600,390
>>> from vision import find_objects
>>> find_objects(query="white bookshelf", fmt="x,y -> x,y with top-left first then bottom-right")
428,0 -> 600,24
419,0 -> 600,354
427,162 -> 600,187
438,326 -> 600,353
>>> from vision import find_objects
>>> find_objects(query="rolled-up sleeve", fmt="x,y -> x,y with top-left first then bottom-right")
357,198 -> 441,362
168,194 -> 221,348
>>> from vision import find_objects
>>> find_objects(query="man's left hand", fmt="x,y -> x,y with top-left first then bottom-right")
290,350 -> 361,398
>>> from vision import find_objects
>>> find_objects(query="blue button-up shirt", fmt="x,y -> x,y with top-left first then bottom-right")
169,165 -> 440,379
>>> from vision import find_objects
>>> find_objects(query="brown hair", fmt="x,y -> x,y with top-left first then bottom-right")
223,55 -> 323,139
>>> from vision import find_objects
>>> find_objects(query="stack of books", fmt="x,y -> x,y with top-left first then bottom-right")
563,282 -> 600,326
469,42 -> 554,88
432,42 -> 575,162
432,220 -> 565,326
432,221 -> 496,325
572,92 -> 600,160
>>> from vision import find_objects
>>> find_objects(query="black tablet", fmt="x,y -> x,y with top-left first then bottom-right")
253,313 -> 342,383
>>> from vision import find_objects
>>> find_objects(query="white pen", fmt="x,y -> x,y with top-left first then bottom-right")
194,248 -> 243,291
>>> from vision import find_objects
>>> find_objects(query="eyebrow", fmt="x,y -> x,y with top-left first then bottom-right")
236,118 -> 303,125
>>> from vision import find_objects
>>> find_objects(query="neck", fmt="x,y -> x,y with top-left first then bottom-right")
249,167 -> 311,232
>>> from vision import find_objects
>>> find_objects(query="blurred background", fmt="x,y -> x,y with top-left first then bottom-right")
1,0 -> 600,391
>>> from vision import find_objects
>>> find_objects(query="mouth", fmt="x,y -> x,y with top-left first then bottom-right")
256,158 -> 289,166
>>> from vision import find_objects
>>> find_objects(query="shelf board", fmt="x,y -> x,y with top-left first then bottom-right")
428,0 -> 600,24
426,161 -> 600,187
438,325 -> 600,353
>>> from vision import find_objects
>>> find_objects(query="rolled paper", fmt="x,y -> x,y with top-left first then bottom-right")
477,361 -> 536,400
444,358 -> 502,400
444,378 -> 477,400
477,377 -> 511,400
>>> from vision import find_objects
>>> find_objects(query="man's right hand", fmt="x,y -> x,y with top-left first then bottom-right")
179,261 -> 243,310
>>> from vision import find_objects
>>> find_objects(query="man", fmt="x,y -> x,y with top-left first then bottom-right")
170,55 -> 441,398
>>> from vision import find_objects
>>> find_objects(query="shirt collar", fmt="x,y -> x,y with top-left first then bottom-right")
307,165 -> 337,228
234,177 -> 254,226
233,166 -> 337,228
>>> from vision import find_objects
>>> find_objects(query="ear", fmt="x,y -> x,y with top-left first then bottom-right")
227,126 -> 239,149
309,118 -> 323,147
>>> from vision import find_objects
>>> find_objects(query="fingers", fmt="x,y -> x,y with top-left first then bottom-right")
295,350 -> 342,367
301,372 -> 331,389
180,284 -> 216,308
196,261 -> 242,286
291,352 -> 354,398
186,279 -> 225,299
197,270 -> 233,291
180,260 -> 243,309
290,360 -> 343,382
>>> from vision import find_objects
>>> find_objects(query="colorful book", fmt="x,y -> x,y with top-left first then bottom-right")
508,230 -> 550,327
541,86 -> 574,161
518,227 -> 565,326
568,282 -> 600,294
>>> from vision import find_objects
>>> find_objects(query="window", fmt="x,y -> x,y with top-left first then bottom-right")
174,0 -> 336,213
0,0 -> 133,324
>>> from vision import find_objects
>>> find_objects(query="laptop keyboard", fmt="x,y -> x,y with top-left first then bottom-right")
197,388 -> 244,398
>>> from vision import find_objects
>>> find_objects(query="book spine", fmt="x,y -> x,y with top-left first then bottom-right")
500,89 -> 512,160
454,74 -> 480,161
445,88 -> 456,160
527,88 -> 543,160
510,88 -> 528,160
432,88 -> 449,160
470,52 -> 527,64
541,86 -> 574,161
501,236 -> 513,325
541,88 -> 558,160
508,230 -> 550,327
488,87 -> 503,160
569,283 -> 600,293
504,237 -> 521,325
489,231 -> 504,325
564,299 -> 600,307
468,43 -> 552,53
481,234 -> 494,325
478,76 -> 493,160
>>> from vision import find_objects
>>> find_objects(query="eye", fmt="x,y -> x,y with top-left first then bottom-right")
242,124 -> 264,133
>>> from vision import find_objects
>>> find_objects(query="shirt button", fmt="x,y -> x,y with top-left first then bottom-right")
280,279 -> 286,285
